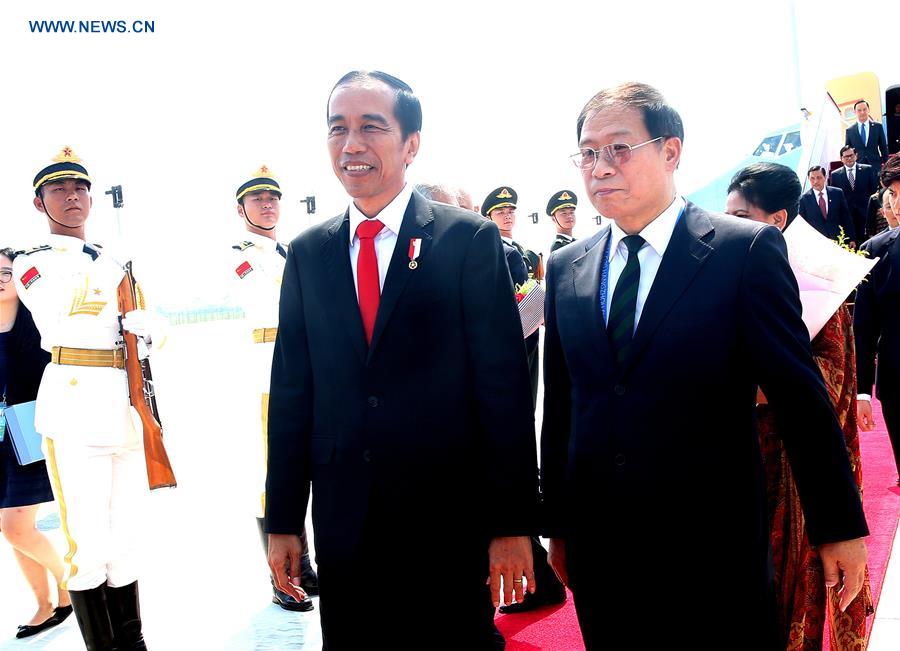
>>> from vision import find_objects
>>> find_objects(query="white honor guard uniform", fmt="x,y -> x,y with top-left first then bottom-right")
230,233 -> 287,394
13,236 -> 148,591
230,232 -> 287,517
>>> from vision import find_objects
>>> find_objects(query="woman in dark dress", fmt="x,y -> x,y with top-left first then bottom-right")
725,168 -> 872,649
0,247 -> 71,637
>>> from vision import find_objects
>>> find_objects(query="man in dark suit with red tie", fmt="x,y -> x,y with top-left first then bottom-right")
541,82 -> 869,649
846,99 -> 889,174
264,71 -> 538,650
798,166 -> 857,244
831,145 -> 880,244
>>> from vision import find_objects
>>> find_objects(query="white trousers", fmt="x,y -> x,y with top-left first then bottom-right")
43,437 -> 148,591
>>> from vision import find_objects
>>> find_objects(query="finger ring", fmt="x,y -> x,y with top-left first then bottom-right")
513,579 -> 523,583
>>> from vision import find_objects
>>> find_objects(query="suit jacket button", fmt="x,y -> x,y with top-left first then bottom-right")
613,384 -> 626,396
363,449 -> 371,463
614,453 -> 626,466
367,396 -> 378,407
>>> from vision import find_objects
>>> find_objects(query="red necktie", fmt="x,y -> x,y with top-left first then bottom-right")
818,192 -> 827,220
356,219 -> 385,344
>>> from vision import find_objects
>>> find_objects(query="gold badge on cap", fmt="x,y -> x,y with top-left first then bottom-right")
256,165 -> 271,176
497,188 -> 513,199
558,192 -> 572,200
53,146 -> 82,164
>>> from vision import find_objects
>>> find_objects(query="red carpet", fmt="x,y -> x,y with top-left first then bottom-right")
495,589 -> 583,651
497,400 -> 899,651
859,399 -> 900,635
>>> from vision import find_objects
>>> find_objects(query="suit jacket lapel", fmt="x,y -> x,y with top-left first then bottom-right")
621,203 -> 714,376
571,228 -> 613,365
805,190 -> 817,218
826,190 -> 836,226
321,212 -> 367,364
366,193 -> 434,362
884,228 -> 900,267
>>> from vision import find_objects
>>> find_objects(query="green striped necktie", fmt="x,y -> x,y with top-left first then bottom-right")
607,234 -> 645,367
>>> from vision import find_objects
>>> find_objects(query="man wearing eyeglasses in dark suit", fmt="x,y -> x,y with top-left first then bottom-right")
831,146 -> 879,244
540,82 -> 869,649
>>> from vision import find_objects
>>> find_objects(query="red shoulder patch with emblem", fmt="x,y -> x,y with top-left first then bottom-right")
235,261 -> 253,279
20,266 -> 41,289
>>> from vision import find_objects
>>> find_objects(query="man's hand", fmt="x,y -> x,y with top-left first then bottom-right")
267,533 -> 307,602
857,400 -> 876,431
488,536 -> 534,608
819,537 -> 868,612
548,538 -> 568,586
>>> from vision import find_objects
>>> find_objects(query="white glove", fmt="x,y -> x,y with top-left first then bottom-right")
135,337 -> 151,361
121,309 -> 154,340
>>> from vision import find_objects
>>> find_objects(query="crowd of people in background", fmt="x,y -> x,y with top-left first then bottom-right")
1,72 -> 899,651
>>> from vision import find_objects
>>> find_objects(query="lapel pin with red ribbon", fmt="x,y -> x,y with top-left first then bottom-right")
408,238 -> 422,270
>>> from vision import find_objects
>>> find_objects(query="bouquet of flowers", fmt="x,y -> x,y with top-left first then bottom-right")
515,279 -> 545,338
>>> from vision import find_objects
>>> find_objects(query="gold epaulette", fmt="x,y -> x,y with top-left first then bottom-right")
232,241 -> 255,251
15,244 -> 51,256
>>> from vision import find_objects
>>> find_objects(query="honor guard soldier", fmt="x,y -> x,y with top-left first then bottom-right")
547,190 -> 578,253
12,148 -> 159,650
229,166 -> 318,612
481,187 -> 542,279
481,186 -> 542,402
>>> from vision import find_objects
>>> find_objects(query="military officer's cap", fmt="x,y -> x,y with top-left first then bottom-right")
481,186 -> 517,217
546,190 -> 577,217
33,147 -> 92,196
236,165 -> 282,202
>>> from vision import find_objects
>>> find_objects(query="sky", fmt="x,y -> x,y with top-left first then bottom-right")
1,0 -> 897,307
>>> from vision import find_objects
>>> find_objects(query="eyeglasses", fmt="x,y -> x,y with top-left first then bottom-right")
0,270 -> 12,284
570,137 -> 665,170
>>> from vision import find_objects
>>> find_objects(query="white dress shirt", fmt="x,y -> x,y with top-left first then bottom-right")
604,196 -> 686,330
348,184 -> 413,299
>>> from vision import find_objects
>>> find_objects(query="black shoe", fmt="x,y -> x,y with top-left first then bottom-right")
272,587 -> 315,612
498,587 -> 566,614
299,528 -> 319,596
54,604 -> 74,622
15,608 -> 68,639
107,582 -> 147,650
258,517 -> 318,604
69,585 -> 116,651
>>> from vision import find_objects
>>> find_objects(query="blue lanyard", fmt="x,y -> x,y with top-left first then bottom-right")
599,236 -> 613,324
0,386 -> 6,443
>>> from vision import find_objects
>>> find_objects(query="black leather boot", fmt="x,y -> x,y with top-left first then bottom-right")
69,585 -> 116,651
298,526 -> 319,596
256,517 -> 314,612
107,581 -> 147,650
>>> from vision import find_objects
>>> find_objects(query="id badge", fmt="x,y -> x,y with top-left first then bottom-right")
0,401 -> 6,443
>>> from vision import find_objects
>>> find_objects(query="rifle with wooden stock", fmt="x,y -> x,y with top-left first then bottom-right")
117,261 -> 177,490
